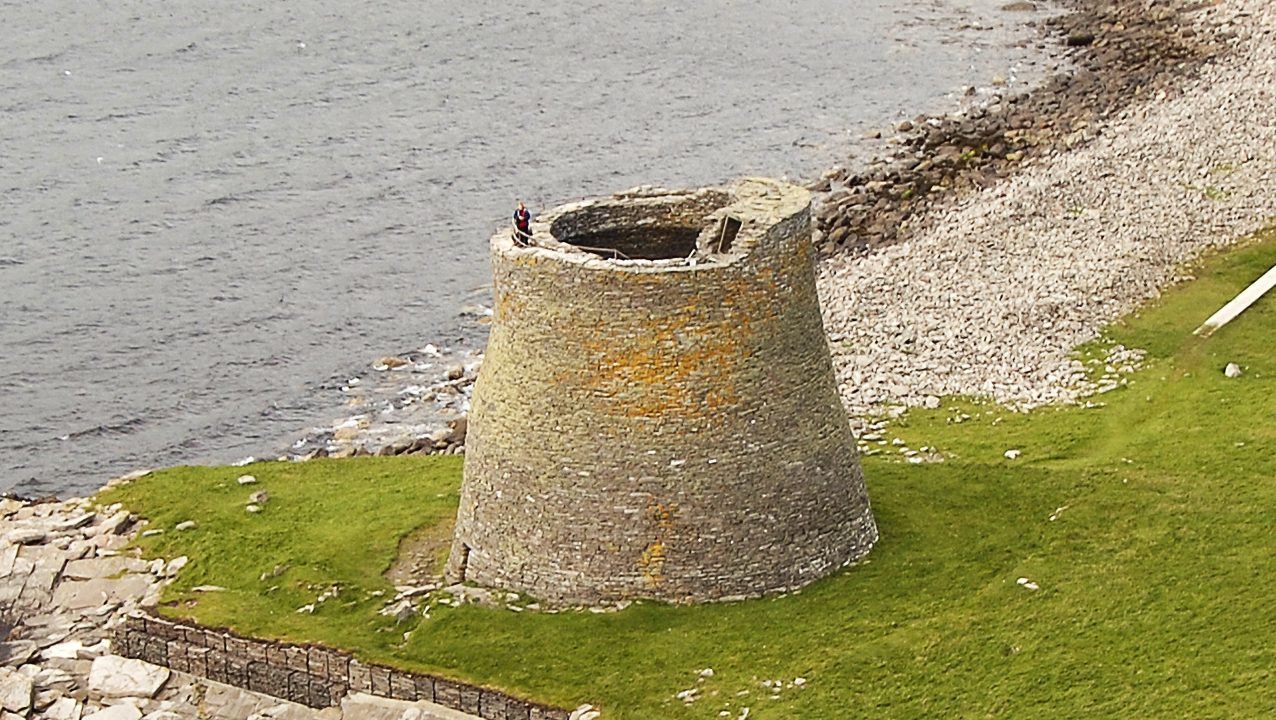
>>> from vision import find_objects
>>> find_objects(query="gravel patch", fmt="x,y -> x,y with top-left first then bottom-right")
819,0 -> 1276,420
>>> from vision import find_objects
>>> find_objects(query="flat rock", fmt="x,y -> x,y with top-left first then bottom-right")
51,576 -> 153,611
340,692 -> 477,720
0,544 -> 18,576
82,703 -> 143,720
63,557 -> 150,581
54,513 -> 97,532
0,640 -> 38,667
96,512 -> 133,537
44,696 -> 83,720
5,528 -> 47,545
88,656 -> 170,698
43,641 -> 84,660
201,681 -> 318,720
0,666 -> 34,714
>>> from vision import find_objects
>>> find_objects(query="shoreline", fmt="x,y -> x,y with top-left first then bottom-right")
261,0 -> 1243,467
811,0 -> 1228,255
821,0 -> 1275,433
4,1 -> 1275,717
2,0 -> 1246,499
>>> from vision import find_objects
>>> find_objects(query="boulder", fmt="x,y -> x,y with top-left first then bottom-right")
447,417 -> 468,444
42,640 -> 84,660
1224,362 -> 1243,378
87,656 -> 170,698
51,575 -> 152,611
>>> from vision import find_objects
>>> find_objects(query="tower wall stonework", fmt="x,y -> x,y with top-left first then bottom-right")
446,178 -> 877,605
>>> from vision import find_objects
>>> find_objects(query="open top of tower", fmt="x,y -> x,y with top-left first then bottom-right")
496,177 -> 812,269
453,177 -> 876,606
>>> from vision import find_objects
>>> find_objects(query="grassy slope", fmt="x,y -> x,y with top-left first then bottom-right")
100,228 -> 1276,719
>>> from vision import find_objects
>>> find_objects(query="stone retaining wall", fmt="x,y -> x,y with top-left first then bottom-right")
112,613 -> 569,720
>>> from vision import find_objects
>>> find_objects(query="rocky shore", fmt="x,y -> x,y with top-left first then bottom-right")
0,489 -> 533,720
293,0 -> 1268,461
281,339 -> 483,463
811,0 -> 1230,256
820,0 -> 1276,425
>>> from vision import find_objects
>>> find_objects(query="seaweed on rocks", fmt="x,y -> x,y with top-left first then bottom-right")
813,0 -> 1229,257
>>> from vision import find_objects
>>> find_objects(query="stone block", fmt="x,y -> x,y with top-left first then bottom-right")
503,699 -> 533,720
140,637 -> 167,667
205,649 -> 228,684
369,665 -> 391,697
286,669 -> 311,705
185,646 -> 209,678
283,645 -> 309,672
389,672 -> 416,701
434,679 -> 461,709
264,643 -> 287,668
348,663 -> 372,694
413,676 -> 436,703
165,641 -> 188,673
459,686 -> 481,715
478,691 -> 506,720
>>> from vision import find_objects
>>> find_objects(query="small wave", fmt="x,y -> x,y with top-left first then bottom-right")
0,257 -> 23,267
66,416 -> 147,440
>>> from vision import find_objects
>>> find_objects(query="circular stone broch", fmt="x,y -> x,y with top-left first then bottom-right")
445,178 -> 877,605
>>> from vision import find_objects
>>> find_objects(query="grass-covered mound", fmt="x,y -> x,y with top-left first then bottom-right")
101,228 -> 1276,719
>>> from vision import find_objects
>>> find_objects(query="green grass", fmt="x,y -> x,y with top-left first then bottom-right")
100,227 -> 1276,718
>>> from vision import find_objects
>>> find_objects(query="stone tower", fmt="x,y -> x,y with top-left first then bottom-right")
446,178 -> 876,605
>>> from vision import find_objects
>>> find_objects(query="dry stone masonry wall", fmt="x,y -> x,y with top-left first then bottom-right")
447,178 -> 877,606
113,613 -> 569,719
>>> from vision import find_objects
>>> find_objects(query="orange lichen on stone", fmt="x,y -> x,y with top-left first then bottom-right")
639,541 -> 667,586
574,318 -> 745,419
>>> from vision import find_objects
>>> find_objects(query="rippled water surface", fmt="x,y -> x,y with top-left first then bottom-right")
1,0 -> 1049,495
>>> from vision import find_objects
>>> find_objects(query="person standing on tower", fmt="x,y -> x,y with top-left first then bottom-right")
512,201 -> 532,245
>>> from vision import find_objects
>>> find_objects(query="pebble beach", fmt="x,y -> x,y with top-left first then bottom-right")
820,0 -> 1275,422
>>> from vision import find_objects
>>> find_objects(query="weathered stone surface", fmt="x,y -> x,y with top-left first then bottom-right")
88,656 -> 170,698
0,666 -> 34,714
340,692 -> 478,720
63,557 -> 149,581
52,576 -> 152,610
81,704 -> 142,720
6,528 -> 46,545
43,696 -> 83,720
0,640 -> 38,667
0,544 -> 17,577
448,179 -> 877,606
